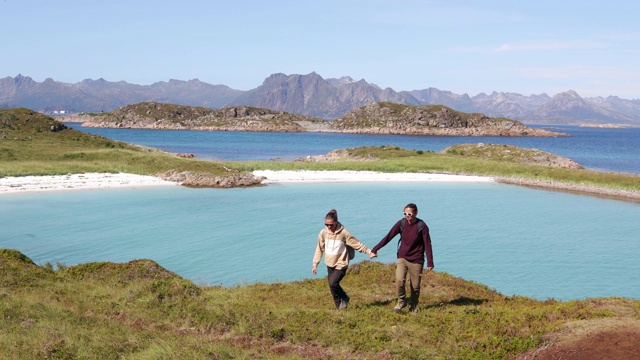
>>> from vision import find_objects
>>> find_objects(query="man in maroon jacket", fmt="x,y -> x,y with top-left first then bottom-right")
370,203 -> 434,313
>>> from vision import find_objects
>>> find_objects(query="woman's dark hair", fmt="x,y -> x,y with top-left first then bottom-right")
325,209 -> 338,222
405,203 -> 418,212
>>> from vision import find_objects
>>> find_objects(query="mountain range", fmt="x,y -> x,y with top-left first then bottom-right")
2,73 -> 639,124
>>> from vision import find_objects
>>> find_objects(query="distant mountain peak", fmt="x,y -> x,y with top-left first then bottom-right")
12,74 -> 34,88
558,90 -> 581,98
327,76 -> 356,87
1,73 -> 639,124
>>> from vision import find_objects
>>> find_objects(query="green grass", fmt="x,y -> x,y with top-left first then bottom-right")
2,249 -> 638,359
0,108 -> 237,178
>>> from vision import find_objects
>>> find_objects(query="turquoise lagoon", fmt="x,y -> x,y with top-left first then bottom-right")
2,181 -> 639,301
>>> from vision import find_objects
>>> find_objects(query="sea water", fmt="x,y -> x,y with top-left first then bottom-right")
67,124 -> 640,175
2,181 -> 639,301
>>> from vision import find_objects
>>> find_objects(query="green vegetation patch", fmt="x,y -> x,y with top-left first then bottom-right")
120,102 -> 216,119
1,249 -> 36,265
228,145 -> 640,194
0,108 -> 245,179
343,144 -> 433,159
442,143 -> 584,169
1,249 -> 638,359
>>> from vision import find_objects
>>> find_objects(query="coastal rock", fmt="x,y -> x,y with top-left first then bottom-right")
64,101 -> 565,137
158,170 -> 265,188
330,102 -> 565,137
73,102 -> 324,132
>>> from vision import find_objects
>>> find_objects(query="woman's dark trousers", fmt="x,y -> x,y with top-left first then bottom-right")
327,266 -> 348,308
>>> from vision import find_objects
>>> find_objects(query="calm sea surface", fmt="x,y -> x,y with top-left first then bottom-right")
2,125 -> 639,301
66,124 -> 640,175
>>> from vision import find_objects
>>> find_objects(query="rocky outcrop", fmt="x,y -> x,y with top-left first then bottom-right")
158,170 -> 265,188
440,143 -> 584,169
73,102 -> 325,132
63,101 -> 565,136
329,102 -> 565,136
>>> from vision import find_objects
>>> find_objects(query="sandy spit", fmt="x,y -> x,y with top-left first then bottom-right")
253,170 -> 494,183
0,171 -> 492,195
0,173 -> 178,195
2,171 -> 637,203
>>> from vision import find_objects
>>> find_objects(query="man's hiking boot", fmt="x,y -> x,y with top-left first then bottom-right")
409,304 -> 418,314
338,297 -> 350,310
393,301 -> 407,313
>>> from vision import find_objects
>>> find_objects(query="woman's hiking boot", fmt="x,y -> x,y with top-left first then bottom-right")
393,301 -> 407,312
338,297 -> 350,310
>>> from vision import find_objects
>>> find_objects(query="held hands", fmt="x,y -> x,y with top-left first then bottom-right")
369,251 -> 377,259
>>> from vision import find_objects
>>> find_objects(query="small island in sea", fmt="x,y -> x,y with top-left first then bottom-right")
61,101 -> 566,137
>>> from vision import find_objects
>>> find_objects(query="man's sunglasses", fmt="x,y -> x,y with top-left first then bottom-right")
325,223 -> 336,227
403,212 -> 414,217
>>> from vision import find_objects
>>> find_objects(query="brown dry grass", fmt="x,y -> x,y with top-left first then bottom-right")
515,312 -> 640,359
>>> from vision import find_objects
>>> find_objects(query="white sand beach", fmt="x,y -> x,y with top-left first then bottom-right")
0,171 -> 493,195
0,173 -> 178,195
253,170 -> 494,183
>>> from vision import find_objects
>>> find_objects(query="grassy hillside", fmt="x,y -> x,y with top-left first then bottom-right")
2,249 -> 638,359
0,108 -> 241,178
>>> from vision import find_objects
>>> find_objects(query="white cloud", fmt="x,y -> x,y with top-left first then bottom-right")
515,65 -> 638,80
511,65 -> 640,98
494,40 -> 606,53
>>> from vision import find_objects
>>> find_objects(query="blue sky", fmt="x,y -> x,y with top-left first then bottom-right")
2,0 -> 639,99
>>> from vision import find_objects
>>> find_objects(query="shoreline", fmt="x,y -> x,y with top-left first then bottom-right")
0,171 -> 493,195
252,170 -> 494,183
496,177 -> 640,203
0,173 -> 178,195
1,171 -> 638,202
